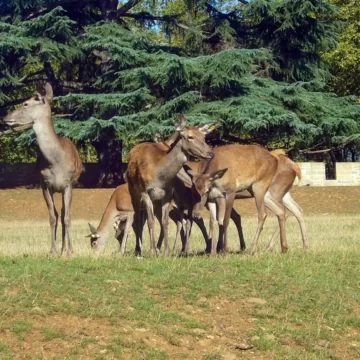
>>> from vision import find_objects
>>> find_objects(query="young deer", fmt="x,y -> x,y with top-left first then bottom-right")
126,114 -> 215,256
87,183 -> 136,254
4,83 -> 82,255
87,182 -> 188,255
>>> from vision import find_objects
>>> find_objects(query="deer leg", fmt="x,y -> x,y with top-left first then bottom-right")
62,185 -> 74,255
249,184 -> 268,256
265,213 -> 289,252
119,212 -> 134,254
161,201 -> 171,256
168,208 -> 183,254
143,196 -> 157,256
133,210 -> 145,256
218,193 -> 235,254
115,218 -> 126,248
42,187 -> 58,255
208,202 -> 218,257
193,216 -> 210,252
264,191 -> 288,254
183,208 -> 193,255
215,196 -> 227,253
283,192 -> 309,250
155,207 -> 164,250
230,208 -> 246,251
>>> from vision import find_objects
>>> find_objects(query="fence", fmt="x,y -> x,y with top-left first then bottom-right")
1,162 -> 360,188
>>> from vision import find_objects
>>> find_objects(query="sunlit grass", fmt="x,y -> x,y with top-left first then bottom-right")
0,214 -> 359,359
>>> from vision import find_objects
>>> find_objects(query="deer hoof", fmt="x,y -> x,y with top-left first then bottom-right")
281,247 -> 288,254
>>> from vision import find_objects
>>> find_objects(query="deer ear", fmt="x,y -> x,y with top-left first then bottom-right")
44,83 -> 53,100
175,113 -> 187,132
209,168 -> 227,182
198,122 -> 219,135
88,223 -> 97,234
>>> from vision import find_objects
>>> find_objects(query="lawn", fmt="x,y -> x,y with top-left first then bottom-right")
0,187 -> 359,359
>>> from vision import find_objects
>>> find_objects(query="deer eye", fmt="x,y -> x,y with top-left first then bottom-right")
24,103 -> 28,107
188,135 -> 194,140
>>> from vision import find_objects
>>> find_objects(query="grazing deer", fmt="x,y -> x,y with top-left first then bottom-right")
4,83 -> 82,255
188,144 -> 283,256
86,182 -> 186,254
126,114 -> 215,256
87,183 -> 137,254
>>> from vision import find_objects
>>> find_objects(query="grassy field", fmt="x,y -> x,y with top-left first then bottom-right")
0,187 -> 360,359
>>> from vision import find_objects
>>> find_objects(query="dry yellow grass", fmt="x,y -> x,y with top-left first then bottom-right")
0,213 -> 358,257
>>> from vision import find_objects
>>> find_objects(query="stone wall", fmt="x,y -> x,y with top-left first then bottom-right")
297,162 -> 360,186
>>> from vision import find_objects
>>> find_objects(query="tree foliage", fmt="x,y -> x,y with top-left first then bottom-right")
0,0 -> 360,185
325,0 -> 360,96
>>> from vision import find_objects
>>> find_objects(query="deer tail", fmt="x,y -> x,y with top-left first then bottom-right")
293,162 -> 302,186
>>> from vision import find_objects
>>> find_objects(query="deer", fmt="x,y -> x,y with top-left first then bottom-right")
4,83 -> 82,255
86,182 -> 187,254
188,145 -> 309,256
86,183 -> 137,254
126,114 -> 216,256
187,144 -> 283,256
262,149 -> 309,251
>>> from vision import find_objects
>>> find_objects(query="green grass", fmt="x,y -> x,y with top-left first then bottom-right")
0,215 -> 359,359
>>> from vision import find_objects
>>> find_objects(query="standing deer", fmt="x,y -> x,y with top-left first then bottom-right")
126,114 -> 215,256
263,149 -> 309,251
189,146 -> 309,255
4,83 -> 82,255
188,144 -> 282,256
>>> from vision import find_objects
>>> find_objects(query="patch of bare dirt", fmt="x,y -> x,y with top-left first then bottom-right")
1,186 -> 360,222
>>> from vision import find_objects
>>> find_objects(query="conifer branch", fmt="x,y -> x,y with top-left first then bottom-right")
117,0 -> 143,16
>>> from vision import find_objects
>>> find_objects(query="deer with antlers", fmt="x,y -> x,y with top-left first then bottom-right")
126,114 -> 215,256
4,83 -> 82,255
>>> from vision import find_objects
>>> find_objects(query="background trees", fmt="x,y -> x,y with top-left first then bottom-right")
1,0 -> 360,186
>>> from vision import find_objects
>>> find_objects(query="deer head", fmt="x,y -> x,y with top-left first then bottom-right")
86,223 -> 101,250
4,83 -> 53,127
187,168 -> 228,218
175,114 -> 217,160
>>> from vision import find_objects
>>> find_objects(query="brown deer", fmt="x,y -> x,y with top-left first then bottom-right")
189,146 -> 308,255
87,183 -> 136,254
188,144 -> 283,256
4,83 -> 82,255
126,114 -> 215,256
86,182 -> 187,254
263,149 -> 309,251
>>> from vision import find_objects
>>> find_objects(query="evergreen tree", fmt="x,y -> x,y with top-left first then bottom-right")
1,0 -> 360,187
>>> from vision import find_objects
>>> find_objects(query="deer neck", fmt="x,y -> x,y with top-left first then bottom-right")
32,112 -> 64,165
96,207 -> 125,250
157,137 -> 188,184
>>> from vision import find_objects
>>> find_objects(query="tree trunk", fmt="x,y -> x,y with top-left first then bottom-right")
92,138 -> 124,188
98,0 -> 118,21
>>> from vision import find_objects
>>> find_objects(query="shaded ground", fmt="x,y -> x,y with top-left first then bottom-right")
1,186 -> 359,222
